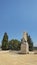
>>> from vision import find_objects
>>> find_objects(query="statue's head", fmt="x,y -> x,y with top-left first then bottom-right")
23,32 -> 28,42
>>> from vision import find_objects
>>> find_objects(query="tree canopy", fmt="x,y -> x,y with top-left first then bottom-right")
27,35 -> 33,51
2,32 -> 9,50
9,39 -> 21,50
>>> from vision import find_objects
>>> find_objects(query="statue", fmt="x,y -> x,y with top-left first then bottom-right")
21,32 -> 29,54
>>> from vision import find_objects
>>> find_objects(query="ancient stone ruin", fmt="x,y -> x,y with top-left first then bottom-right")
21,32 -> 29,54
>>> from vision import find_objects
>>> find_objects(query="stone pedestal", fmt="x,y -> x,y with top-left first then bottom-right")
21,42 -> 29,54
21,43 -> 26,53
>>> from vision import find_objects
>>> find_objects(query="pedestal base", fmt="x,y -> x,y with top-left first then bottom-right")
21,42 -> 29,54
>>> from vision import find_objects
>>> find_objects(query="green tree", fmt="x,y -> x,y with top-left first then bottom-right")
9,39 -> 21,50
2,32 -> 9,50
27,35 -> 33,51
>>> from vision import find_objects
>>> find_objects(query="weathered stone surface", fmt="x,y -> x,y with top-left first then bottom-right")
21,32 -> 29,54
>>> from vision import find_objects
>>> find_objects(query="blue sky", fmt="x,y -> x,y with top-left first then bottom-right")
0,0 -> 37,46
